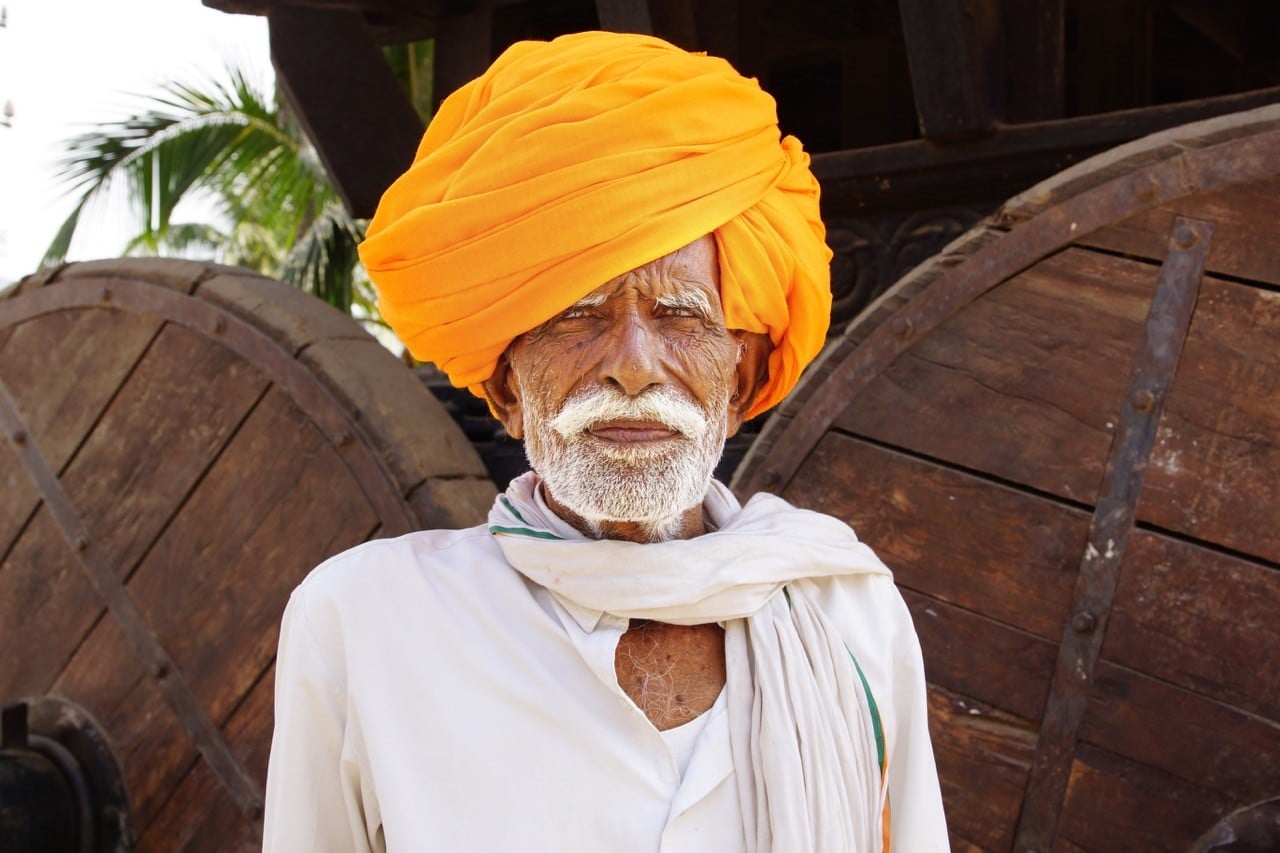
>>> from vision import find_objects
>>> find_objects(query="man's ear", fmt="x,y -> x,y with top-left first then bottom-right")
726,331 -> 772,437
482,355 -> 525,440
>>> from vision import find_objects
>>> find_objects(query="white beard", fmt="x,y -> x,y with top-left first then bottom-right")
520,383 -> 729,540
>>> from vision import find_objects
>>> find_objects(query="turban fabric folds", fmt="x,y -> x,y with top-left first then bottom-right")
359,31 -> 833,419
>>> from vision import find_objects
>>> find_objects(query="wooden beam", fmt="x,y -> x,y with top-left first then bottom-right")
648,0 -> 698,50
595,0 -> 700,51
433,4 -> 496,109
268,5 -> 424,219
692,0 -> 765,81
1003,0 -> 1064,121
595,0 -> 653,35
812,85 -> 1280,215
898,0 -> 995,140
1070,0 -> 1152,114
840,30 -> 917,149
207,0 -> 448,40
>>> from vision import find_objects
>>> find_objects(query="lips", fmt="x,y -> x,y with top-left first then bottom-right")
586,418 -> 680,444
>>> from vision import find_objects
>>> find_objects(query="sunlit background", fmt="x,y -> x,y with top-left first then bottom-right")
0,0 -> 269,285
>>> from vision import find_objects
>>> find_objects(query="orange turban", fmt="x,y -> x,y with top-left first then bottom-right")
359,30 -> 832,419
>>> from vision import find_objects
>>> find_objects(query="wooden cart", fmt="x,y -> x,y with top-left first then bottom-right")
0,260 -> 494,849
736,105 -> 1280,850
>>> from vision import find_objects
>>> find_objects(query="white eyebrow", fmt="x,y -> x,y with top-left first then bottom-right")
655,289 -> 712,315
568,291 -> 608,310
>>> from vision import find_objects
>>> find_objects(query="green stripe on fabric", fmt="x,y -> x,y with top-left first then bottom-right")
487,524 -> 563,540
847,646 -> 886,772
499,496 -> 530,525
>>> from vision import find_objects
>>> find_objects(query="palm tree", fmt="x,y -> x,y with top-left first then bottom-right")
42,65 -> 375,318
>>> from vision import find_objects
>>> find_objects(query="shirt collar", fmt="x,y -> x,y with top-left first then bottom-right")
550,592 -> 611,632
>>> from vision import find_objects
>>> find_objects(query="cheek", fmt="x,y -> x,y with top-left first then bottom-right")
516,368 -> 562,418
671,336 -> 740,401
511,341 -> 580,401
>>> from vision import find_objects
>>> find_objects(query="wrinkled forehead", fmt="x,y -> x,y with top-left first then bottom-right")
508,235 -> 723,352
575,234 -> 721,306
568,279 -> 717,315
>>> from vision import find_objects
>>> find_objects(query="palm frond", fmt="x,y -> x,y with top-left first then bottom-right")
280,202 -> 366,312
44,65 -> 312,262
222,220 -> 288,277
123,222 -> 228,258
43,62 -> 367,326
40,196 -> 92,268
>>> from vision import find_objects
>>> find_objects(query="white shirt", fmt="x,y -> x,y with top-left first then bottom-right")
263,524 -> 947,851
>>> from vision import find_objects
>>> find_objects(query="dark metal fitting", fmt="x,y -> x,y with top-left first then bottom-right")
336,430 -> 353,447
1132,389 -> 1156,412
74,535 -> 90,553
151,661 -> 170,680
0,695 -> 134,850
1071,611 -> 1097,634
100,287 -> 113,302
213,316 -> 228,334
248,802 -> 265,820
891,316 -> 914,339
1174,226 -> 1198,249
12,428 -> 27,445
760,469 -> 780,487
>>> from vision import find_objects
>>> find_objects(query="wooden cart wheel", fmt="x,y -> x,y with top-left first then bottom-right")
736,104 -> 1280,851
0,259 -> 496,850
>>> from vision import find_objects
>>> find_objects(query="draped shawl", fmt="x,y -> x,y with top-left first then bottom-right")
489,473 -> 889,851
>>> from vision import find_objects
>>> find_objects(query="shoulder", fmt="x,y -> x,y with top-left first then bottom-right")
794,571 -> 912,642
300,524 -> 495,589
288,524 -> 512,626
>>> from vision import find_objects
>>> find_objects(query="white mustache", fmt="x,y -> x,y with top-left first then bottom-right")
550,387 -> 710,441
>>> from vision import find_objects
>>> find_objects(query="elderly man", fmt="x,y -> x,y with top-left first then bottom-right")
264,31 -> 947,852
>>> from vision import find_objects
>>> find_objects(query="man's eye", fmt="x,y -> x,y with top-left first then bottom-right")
560,307 -> 593,320
659,306 -> 700,319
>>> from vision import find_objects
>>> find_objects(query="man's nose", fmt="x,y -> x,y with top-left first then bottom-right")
598,312 -> 665,396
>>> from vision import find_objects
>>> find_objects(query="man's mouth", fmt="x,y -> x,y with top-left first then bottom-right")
585,418 -> 680,444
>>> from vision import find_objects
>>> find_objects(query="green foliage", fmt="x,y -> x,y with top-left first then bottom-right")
43,66 -> 375,320
383,38 -> 436,124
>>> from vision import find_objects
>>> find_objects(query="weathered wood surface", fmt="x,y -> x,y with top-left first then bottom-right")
0,259 -> 496,847
903,589 -> 1057,724
784,433 -> 1086,642
139,666 -> 275,852
1105,532 -> 1280,723
736,105 -> 1280,849
1083,661 -> 1280,805
1057,744 -> 1232,852
836,247 -> 1154,504
1136,277 -> 1280,564
1085,176 -> 1280,287
928,685 -> 1036,852
0,308 -> 160,559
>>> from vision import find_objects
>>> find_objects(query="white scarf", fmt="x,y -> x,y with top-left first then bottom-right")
489,472 -> 890,852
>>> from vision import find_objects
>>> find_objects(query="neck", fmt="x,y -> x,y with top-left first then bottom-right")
543,486 -> 706,543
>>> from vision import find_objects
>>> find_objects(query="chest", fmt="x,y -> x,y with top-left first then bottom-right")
613,620 -> 726,730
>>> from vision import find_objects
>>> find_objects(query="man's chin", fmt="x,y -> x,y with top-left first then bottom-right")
540,465 -> 712,525
556,492 -> 704,530
528,424 -> 725,528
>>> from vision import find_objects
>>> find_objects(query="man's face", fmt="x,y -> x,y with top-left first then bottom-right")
494,236 -> 755,535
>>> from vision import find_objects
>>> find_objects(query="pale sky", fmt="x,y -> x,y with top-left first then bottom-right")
0,0 -> 271,284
